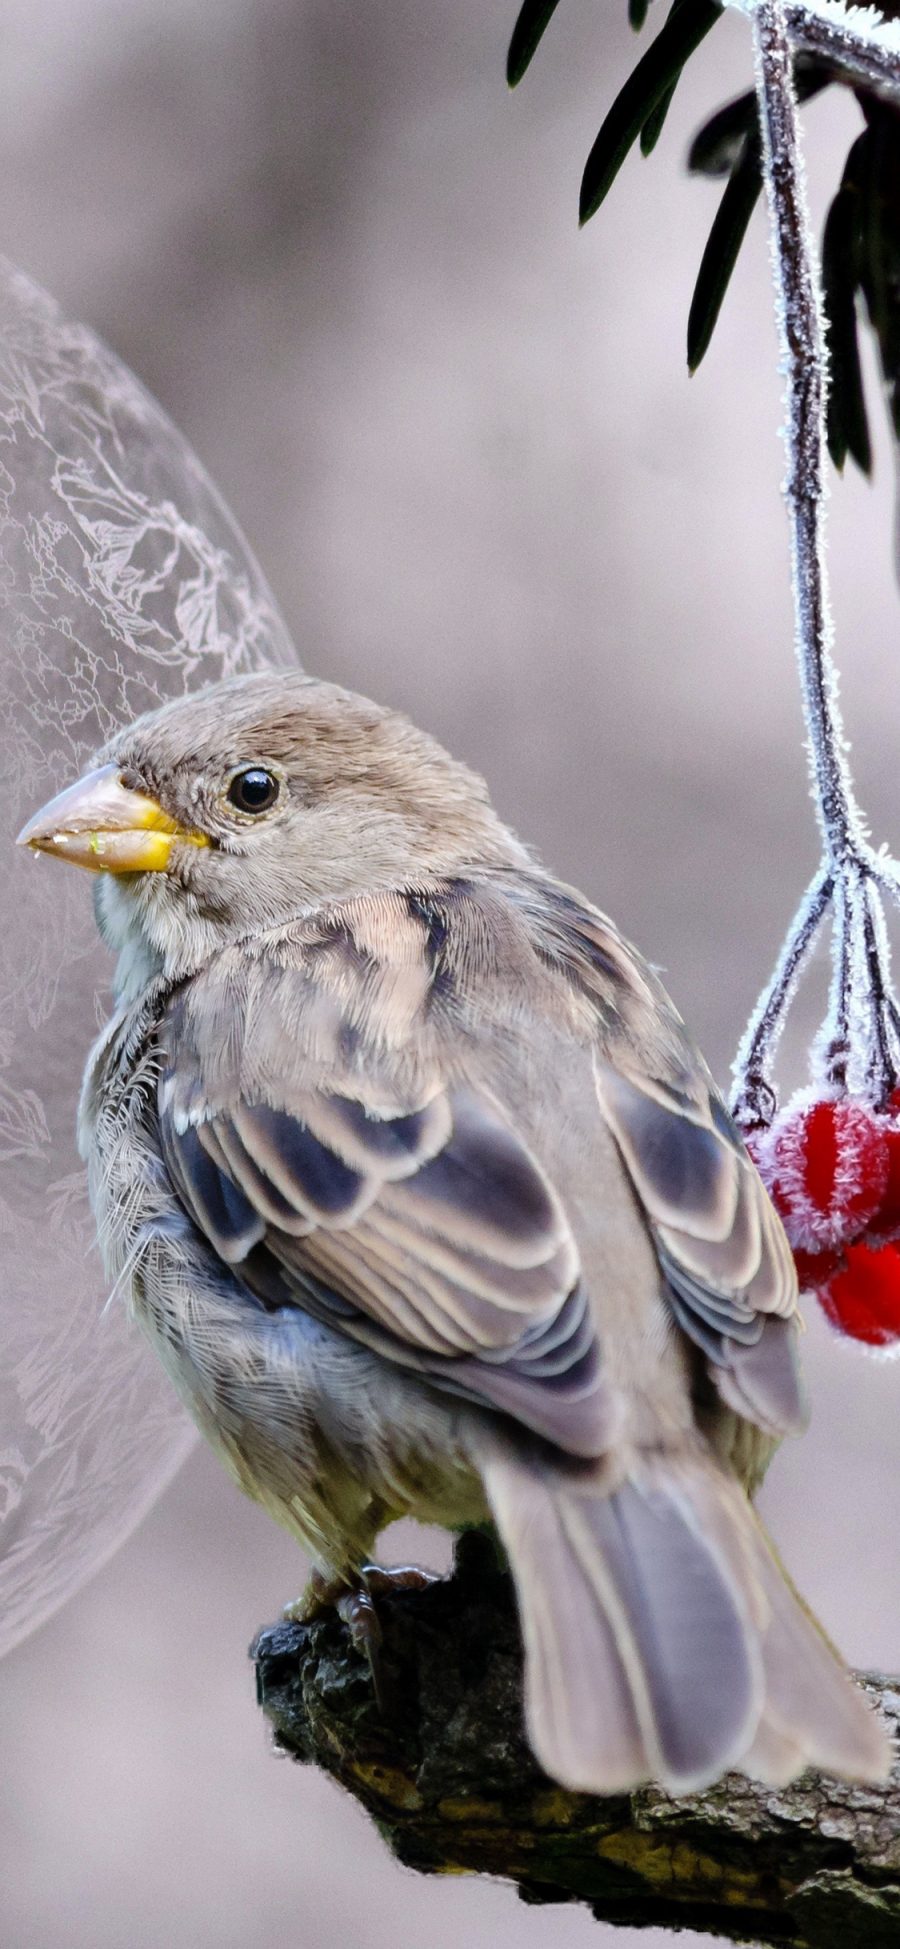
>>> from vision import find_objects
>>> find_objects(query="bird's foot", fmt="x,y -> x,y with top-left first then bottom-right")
283,1563 -> 439,1711
282,1569 -> 358,1626
283,1560 -> 439,1624
359,1561 -> 440,1599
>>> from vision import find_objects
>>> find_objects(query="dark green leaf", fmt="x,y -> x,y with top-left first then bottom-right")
687,138 -> 762,372
629,0 -> 652,28
689,92 -> 757,178
640,79 -> 677,156
822,143 -> 871,475
857,103 -> 900,449
507,0 -> 565,87
579,0 -> 722,226
689,67 -> 831,179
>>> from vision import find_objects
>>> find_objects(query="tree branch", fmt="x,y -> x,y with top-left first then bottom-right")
252,1535 -> 900,1947
726,0 -> 900,108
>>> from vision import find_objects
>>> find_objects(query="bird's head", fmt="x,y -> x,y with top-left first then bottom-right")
17,671 -> 523,993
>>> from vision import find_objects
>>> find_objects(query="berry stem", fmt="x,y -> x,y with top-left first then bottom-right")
751,0 -> 862,871
733,865 -> 832,1125
731,0 -> 900,1117
861,881 -> 900,1094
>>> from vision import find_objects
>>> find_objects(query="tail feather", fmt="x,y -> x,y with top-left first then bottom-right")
739,1708 -> 807,1787
507,1478 -> 646,1792
481,1444 -> 890,1796
756,1542 -> 889,1781
559,1482 -> 760,1790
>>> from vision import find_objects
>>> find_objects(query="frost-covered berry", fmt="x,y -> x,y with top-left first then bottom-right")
817,1240 -> 900,1350
755,1092 -> 889,1252
863,1089 -> 900,1241
791,1245 -> 841,1296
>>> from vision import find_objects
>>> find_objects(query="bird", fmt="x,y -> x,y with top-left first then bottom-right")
17,668 -> 889,1795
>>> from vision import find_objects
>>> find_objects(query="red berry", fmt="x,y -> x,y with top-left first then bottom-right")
760,1093 -> 889,1251
817,1239 -> 900,1349
866,1134 -> 900,1239
792,1245 -> 843,1295
868,1090 -> 900,1240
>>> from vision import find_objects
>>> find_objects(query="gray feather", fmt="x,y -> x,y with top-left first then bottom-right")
161,1117 -> 264,1264
562,1479 -> 760,1788
595,1054 -> 801,1440
716,1316 -> 809,1440
230,1102 -> 367,1221
482,1442 -> 888,1794
756,1535 -> 891,1781
157,989 -> 612,1455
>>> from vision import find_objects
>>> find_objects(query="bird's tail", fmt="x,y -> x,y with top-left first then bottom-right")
480,1442 -> 890,1795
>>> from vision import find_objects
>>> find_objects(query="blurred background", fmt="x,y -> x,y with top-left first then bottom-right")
2,3 -> 900,1947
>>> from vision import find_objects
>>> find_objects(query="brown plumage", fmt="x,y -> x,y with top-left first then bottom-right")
18,670 -> 890,1794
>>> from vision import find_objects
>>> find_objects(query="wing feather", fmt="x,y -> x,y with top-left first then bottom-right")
508,874 -> 806,1441
159,875 -> 804,1461
594,1058 -> 805,1436
159,943 -> 612,1458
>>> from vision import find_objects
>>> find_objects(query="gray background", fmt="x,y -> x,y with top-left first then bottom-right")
2,4 -> 900,1947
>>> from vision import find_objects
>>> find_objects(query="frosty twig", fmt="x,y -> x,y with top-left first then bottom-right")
751,0 -> 860,869
732,867 -> 832,1124
727,0 -> 900,106
731,0 -> 900,1116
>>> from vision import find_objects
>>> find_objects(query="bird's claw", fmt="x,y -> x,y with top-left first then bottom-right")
282,1562 -> 439,1712
359,1561 -> 440,1598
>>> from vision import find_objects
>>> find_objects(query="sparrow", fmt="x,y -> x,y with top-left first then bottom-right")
17,670 -> 889,1794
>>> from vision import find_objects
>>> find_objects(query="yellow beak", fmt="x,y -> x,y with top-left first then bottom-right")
16,764 -> 209,875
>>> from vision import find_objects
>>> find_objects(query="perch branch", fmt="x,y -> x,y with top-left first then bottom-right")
252,1536 -> 900,1946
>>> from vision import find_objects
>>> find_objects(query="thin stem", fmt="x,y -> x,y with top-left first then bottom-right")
805,863 -> 899,1099
752,0 -> 870,869
818,866 -> 855,1087
859,879 -> 900,1098
731,864 -> 832,1121
726,0 -> 900,108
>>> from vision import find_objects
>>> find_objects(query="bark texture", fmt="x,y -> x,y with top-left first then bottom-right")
252,1534 -> 900,1945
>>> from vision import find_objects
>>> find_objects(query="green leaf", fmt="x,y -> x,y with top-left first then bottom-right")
689,67 -> 831,179
856,103 -> 900,450
640,78 -> 678,156
579,0 -> 722,226
507,0 -> 565,87
629,0 -> 652,28
687,137 -> 762,371
685,65 -> 835,376
689,90 -> 758,179
822,142 -> 871,476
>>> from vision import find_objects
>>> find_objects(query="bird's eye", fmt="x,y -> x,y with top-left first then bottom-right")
226,767 -> 281,815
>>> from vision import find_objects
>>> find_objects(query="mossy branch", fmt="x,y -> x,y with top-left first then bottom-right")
252,1534 -> 900,1946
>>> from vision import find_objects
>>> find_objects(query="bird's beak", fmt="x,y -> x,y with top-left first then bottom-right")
16,763 -> 209,875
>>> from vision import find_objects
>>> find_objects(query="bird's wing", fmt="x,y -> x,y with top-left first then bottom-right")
156,895 -> 614,1459
510,878 -> 807,1441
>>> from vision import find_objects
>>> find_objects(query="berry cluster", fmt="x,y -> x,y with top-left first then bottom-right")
748,1091 -> 900,1349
